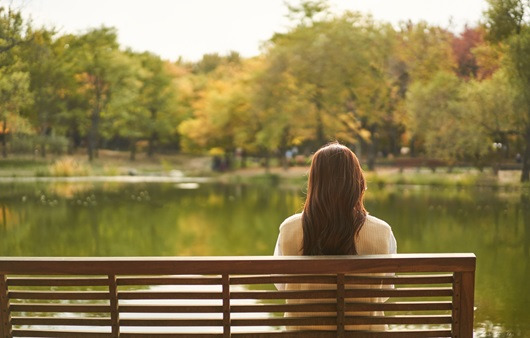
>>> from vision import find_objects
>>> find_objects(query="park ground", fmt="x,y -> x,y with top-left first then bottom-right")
0,150 -> 525,188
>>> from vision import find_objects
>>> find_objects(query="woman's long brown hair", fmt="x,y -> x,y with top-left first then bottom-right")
302,142 -> 367,255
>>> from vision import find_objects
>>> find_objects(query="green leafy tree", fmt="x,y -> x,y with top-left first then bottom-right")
20,28 -> 72,156
102,51 -> 144,160
134,52 -> 179,157
66,27 -> 141,161
66,27 -> 117,161
463,69 -> 522,169
0,6 -> 32,158
485,0 -> 530,181
0,69 -> 33,157
266,10 -> 406,168
407,72 -> 490,168
251,53 -> 314,165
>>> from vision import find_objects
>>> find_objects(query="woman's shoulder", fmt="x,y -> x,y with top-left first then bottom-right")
279,213 -> 303,231
364,214 -> 392,231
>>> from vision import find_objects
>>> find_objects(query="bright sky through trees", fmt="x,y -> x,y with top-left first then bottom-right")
9,0 -> 488,61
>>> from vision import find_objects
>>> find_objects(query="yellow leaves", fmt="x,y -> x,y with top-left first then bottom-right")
0,112 -> 34,134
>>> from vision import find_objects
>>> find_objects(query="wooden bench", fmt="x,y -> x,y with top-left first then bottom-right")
0,253 -> 476,337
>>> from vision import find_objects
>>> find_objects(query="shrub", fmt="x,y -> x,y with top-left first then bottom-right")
9,134 -> 35,154
48,158 -> 91,177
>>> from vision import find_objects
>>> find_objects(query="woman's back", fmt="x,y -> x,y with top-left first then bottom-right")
275,213 -> 397,331
273,142 -> 397,331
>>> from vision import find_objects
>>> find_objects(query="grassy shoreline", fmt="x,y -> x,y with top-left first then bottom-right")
0,152 -> 527,188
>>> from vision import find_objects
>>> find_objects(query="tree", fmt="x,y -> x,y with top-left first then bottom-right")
485,0 -> 530,181
20,28 -> 71,157
103,51 -> 143,161
133,52 -> 179,157
0,6 -> 25,56
0,6 -> 32,158
251,53 -> 314,165
267,10 -> 406,168
178,57 -> 256,159
406,72 -> 490,167
66,27 -> 137,161
452,26 -> 484,78
0,69 -> 32,157
463,69 -> 522,169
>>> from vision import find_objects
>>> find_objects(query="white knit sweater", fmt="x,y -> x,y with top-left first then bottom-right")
274,213 -> 396,257
273,212 -> 397,331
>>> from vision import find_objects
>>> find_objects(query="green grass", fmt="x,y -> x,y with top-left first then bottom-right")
363,170 -> 517,188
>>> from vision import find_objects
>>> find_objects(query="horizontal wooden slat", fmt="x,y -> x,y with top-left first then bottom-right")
229,315 -> 452,327
8,291 -> 109,300
120,334 -> 224,338
118,291 -> 222,300
231,316 -> 337,326
5,274 -> 454,287
120,332 -> 453,338
231,290 -> 336,300
231,303 -> 337,313
119,304 -> 223,313
229,288 -> 452,300
345,274 -> 454,285
344,315 -> 452,325
9,303 -> 110,313
345,301 -> 453,312
11,317 -> 111,326
7,277 -> 108,287
117,276 -> 222,286
230,332 -> 451,338
344,287 -> 453,298
228,301 -> 452,314
340,331 -> 452,338
230,274 -> 454,286
119,333 -> 341,338
11,329 -> 110,337
12,330 -> 453,338
0,254 -> 477,275
230,275 -> 337,285
119,318 -> 223,326
230,333 -> 342,338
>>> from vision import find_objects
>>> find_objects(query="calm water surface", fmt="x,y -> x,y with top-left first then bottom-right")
0,180 -> 529,337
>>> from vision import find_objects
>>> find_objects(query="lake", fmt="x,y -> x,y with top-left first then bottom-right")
0,179 -> 528,337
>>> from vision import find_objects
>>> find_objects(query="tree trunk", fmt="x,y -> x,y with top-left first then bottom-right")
313,89 -> 326,148
130,138 -> 136,161
38,86 -> 47,158
1,118 -> 7,158
87,82 -> 101,162
240,150 -> 247,168
520,128 -> 530,182
39,125 -> 48,158
87,107 -> 98,162
147,109 -> 157,157
367,126 -> 377,171
147,133 -> 156,158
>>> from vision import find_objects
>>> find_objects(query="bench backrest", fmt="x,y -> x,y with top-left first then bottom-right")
0,254 -> 476,337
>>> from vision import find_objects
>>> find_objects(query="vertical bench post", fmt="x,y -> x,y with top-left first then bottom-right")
108,275 -> 120,338
453,271 -> 475,338
222,273 -> 231,338
336,273 -> 345,337
0,274 -> 10,338
459,271 -> 475,338
452,272 -> 461,337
